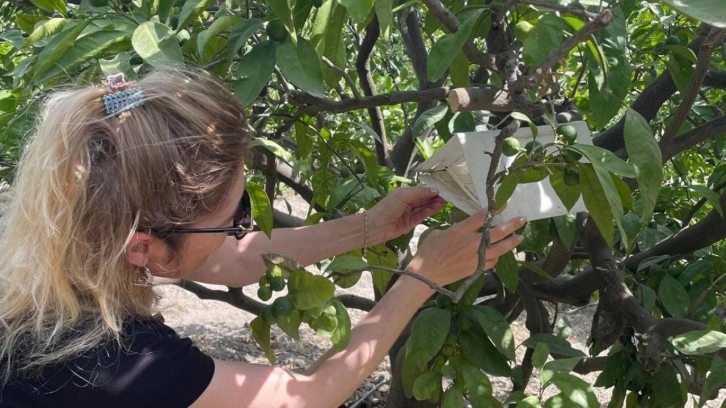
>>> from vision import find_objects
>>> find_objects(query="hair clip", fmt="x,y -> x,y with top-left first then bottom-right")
102,73 -> 144,115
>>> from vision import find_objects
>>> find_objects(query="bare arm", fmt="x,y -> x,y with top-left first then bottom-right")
188,214 -> 526,408
185,187 -> 446,286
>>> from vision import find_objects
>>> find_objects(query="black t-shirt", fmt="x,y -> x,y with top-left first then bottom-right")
0,316 -> 215,408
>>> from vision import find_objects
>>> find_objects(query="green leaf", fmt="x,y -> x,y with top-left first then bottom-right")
267,0 -> 298,43
532,342 -> 549,370
412,105 -> 449,138
523,334 -> 586,358
401,344 -> 427,398
459,330 -> 512,377
523,13 -> 563,68
672,330 -> 726,354
412,371 -> 442,401
32,20 -> 91,83
22,18 -> 69,47
516,396 -> 542,408
540,357 -> 582,385
287,270 -> 335,310
689,185 -> 723,217
197,15 -> 243,63
550,169 -> 581,212
406,308 -> 451,370
465,306 -> 516,360
232,41 -> 278,107
665,52 -> 695,94
427,8 -> 483,80
226,19 -> 264,61
330,298 -> 352,350
29,0 -> 67,15
442,385 -> 465,408
549,372 -> 599,408
311,1 -> 347,87
495,172 -> 520,210
458,273 -> 486,307
37,29 -> 130,83
326,254 -> 367,288
450,51 -> 470,87
495,251 -> 519,293
177,0 -> 213,30
132,22 -> 183,69
460,364 -> 493,402
570,144 -> 636,178
252,138 -> 295,163
374,0 -> 392,41
658,274 -> 690,318
578,164 -> 615,247
368,245 -> 397,294
553,214 -> 577,249
338,0 -> 374,25
276,37 -> 325,96
277,309 -> 302,339
700,357 -> 726,405
624,109 -> 663,223
250,316 -> 276,363
244,182 -> 273,238
652,364 -> 686,408
100,52 -> 135,79
658,0 -> 726,28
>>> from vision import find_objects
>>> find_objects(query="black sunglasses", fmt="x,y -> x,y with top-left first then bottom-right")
156,191 -> 253,240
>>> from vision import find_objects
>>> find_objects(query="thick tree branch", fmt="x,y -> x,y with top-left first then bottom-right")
448,86 -> 544,118
660,113 -> 726,162
355,16 -> 390,166
177,281 -> 265,315
288,87 -> 449,114
624,190 -> 726,272
509,9 -> 615,93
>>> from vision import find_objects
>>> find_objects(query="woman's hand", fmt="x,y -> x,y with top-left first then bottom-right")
366,187 -> 446,244
408,210 -> 526,286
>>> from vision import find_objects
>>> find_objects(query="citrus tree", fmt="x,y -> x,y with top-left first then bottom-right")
1,0 -> 725,406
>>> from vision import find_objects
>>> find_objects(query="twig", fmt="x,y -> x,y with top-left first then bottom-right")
322,56 -> 361,100
681,181 -> 726,228
511,0 -> 599,21
688,272 -> 726,317
336,266 -> 456,298
509,9 -> 615,93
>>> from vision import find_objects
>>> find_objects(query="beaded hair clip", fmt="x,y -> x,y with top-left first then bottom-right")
102,73 -> 144,115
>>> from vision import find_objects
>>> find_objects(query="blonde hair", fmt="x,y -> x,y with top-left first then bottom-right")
0,69 -> 251,382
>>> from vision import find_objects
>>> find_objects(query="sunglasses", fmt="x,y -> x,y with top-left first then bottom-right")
156,191 -> 253,240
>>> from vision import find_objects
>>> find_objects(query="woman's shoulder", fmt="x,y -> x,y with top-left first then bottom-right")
2,314 -> 215,408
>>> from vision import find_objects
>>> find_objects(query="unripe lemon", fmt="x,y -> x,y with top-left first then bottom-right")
514,21 -> 534,40
266,19 -> 288,42
557,124 -> 578,144
502,137 -> 521,157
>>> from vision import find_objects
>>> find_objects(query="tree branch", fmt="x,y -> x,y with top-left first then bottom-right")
288,87 -> 450,114
660,114 -> 726,162
448,86 -> 544,118
509,9 -> 615,93
355,16 -> 390,166
661,28 -> 726,143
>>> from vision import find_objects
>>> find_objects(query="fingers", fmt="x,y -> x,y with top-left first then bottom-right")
393,186 -> 442,206
490,217 -> 527,243
486,234 -> 524,260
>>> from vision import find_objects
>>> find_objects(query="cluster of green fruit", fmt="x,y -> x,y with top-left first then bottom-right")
500,124 -> 579,157
258,266 -> 295,324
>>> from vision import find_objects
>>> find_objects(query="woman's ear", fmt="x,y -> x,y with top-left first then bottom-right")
125,232 -> 152,268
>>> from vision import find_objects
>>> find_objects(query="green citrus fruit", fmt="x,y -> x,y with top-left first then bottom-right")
269,275 -> 286,291
259,275 -> 270,286
665,35 -> 680,46
502,137 -> 521,157
444,333 -> 457,346
272,296 -> 295,317
261,306 -> 278,324
435,294 -> 453,309
564,168 -> 580,187
266,19 -> 288,42
267,265 -> 283,278
557,124 -> 578,144
257,286 -> 273,301
514,21 -> 534,40
525,140 -> 544,155
442,345 -> 455,357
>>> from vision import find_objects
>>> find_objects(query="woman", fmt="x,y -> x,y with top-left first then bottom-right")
0,69 -> 525,407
